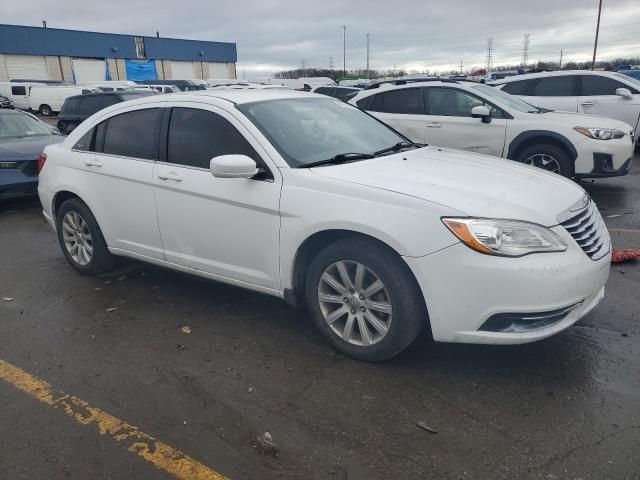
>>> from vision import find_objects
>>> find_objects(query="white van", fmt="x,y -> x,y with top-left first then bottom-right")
28,86 -> 99,116
0,82 -> 45,110
79,80 -> 137,91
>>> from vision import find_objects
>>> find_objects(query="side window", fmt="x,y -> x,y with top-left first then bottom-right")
102,95 -> 120,108
79,96 -> 102,115
580,75 -> 637,95
102,108 -> 160,159
11,86 -> 27,95
314,87 -> 332,95
501,79 -> 536,95
530,76 -> 576,96
73,128 -> 95,151
427,88 -> 505,118
62,97 -> 81,115
356,95 -> 373,110
167,107 -> 264,171
378,88 -> 423,114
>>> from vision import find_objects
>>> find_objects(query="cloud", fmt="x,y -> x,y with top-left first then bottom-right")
5,0 -> 640,76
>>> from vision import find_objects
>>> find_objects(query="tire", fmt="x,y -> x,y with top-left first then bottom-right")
514,143 -> 574,178
56,198 -> 115,275
39,104 -> 53,116
64,122 -> 77,134
305,237 -> 427,361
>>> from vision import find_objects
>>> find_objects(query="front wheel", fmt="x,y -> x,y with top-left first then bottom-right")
514,144 -> 574,178
56,198 -> 115,275
305,238 -> 427,361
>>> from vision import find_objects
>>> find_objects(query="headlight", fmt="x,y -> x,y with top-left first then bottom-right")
442,218 -> 566,256
573,127 -> 625,140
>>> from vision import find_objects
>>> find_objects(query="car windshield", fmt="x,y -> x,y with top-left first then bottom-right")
236,97 -> 408,167
0,113 -> 52,139
613,72 -> 640,89
471,83 -> 541,113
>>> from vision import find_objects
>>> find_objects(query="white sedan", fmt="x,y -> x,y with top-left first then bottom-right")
37,90 -> 610,361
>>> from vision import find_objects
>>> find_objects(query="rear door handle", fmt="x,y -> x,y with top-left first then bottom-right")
157,172 -> 183,182
426,122 -> 442,128
581,101 -> 594,107
83,158 -> 103,167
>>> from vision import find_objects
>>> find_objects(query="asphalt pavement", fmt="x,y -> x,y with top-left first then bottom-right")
1,155 -> 639,480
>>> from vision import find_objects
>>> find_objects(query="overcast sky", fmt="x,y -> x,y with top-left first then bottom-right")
5,0 -> 640,77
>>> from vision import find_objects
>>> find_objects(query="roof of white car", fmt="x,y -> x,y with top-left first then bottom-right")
492,69 -> 620,84
117,88 -> 318,107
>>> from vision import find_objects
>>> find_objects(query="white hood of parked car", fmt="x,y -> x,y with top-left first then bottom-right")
534,110 -> 633,130
311,146 -> 586,226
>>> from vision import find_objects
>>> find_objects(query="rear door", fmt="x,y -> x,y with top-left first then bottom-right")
10,85 -> 29,110
578,74 -> 640,131
423,87 -> 507,156
365,87 -> 426,143
71,106 -> 165,259
152,103 -> 281,290
517,75 -> 578,112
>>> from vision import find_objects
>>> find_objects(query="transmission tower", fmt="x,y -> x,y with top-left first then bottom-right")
486,37 -> 494,73
300,58 -> 306,69
521,34 -> 530,67
329,56 -> 334,70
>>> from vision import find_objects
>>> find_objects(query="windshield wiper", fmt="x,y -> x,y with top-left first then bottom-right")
299,152 -> 375,168
374,141 -> 420,156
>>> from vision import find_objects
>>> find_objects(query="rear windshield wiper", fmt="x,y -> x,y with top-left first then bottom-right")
299,152 -> 375,168
374,141 -> 420,156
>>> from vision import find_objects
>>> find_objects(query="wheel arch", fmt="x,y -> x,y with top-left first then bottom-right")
507,130 -> 577,162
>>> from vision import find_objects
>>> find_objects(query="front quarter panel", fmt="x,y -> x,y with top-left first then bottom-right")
279,168 -> 462,291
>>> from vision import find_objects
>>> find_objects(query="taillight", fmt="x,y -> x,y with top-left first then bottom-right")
38,153 -> 47,173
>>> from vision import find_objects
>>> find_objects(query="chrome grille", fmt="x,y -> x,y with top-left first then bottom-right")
560,198 -> 610,261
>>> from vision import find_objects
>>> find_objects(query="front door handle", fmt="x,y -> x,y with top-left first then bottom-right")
426,122 -> 442,128
84,158 -> 103,167
157,172 -> 183,182
581,101 -> 594,107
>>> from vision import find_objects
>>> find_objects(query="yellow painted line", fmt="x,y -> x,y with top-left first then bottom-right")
0,358 -> 229,480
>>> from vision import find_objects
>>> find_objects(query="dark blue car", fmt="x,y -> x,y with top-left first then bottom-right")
0,110 -> 62,200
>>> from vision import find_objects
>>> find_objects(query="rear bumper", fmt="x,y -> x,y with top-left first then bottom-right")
0,170 -> 38,199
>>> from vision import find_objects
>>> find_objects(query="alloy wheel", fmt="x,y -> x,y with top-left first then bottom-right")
61,211 -> 93,266
522,153 -> 561,173
317,260 -> 393,346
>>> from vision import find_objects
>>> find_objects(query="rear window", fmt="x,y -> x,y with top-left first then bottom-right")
102,95 -> 120,108
62,97 -> 81,114
11,86 -> 26,96
79,96 -> 102,115
500,79 -> 536,95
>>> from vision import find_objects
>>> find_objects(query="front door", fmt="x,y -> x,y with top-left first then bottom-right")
152,104 -> 282,291
423,87 -> 507,156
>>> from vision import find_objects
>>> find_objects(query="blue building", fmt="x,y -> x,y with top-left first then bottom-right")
0,24 -> 237,83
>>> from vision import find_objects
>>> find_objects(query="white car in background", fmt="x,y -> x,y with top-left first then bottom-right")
492,70 -> 640,146
38,90 -> 610,361
350,80 -> 634,178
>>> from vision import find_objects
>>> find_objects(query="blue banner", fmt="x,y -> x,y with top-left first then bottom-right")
125,60 -> 157,81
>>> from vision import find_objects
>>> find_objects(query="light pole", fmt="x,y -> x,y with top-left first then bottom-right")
342,25 -> 347,78
366,33 -> 370,79
591,0 -> 603,70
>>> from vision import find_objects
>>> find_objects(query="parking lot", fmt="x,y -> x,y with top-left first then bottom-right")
0,151 -> 638,479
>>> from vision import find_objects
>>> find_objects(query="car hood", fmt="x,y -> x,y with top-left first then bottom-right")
536,110 -> 633,130
0,135 -> 63,161
311,146 -> 586,226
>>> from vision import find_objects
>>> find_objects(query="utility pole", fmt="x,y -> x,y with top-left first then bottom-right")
460,59 -> 463,75
300,59 -> 306,69
521,33 -> 530,67
366,33 -> 370,79
329,57 -> 334,70
42,20 -> 47,28
591,0 -> 603,70
342,26 -> 347,78
559,49 -> 563,69
486,37 -> 494,73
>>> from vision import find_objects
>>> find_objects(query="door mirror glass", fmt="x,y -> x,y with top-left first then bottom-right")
616,87 -> 633,99
210,154 -> 258,179
471,105 -> 491,122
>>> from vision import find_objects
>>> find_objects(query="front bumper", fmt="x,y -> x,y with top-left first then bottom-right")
404,226 -> 610,344
574,134 -> 634,178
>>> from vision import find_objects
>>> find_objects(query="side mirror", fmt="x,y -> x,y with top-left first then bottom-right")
616,87 -> 633,100
210,154 -> 258,179
471,105 -> 492,123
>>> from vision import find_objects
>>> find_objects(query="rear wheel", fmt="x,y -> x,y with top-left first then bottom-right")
305,238 -> 427,361
39,104 -> 53,116
56,198 -> 115,275
515,144 -> 573,178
